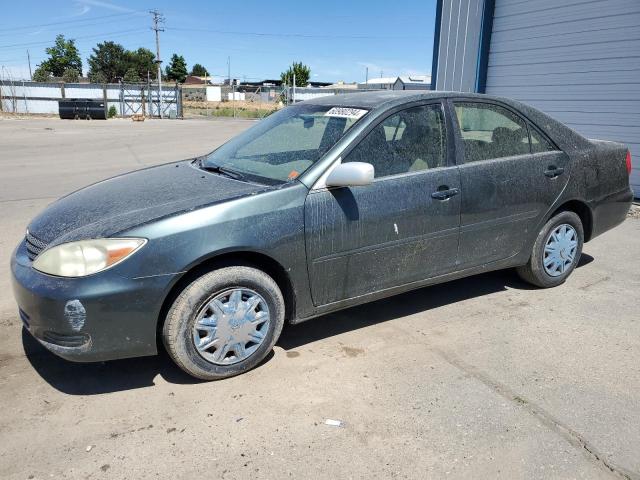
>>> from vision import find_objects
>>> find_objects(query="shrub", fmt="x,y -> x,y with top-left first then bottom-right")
62,68 -> 80,83
32,67 -> 51,82
108,105 -> 117,118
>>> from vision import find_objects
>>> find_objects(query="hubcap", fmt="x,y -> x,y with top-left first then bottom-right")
543,224 -> 578,277
192,288 -> 270,365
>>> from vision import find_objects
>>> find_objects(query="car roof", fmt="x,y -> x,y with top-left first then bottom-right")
305,90 -> 492,110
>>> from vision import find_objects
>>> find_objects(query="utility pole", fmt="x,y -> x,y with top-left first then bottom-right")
27,50 -> 32,80
227,56 -> 231,86
365,66 -> 368,89
150,10 -> 165,118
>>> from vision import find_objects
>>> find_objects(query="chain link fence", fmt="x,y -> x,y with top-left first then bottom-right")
181,84 -> 385,120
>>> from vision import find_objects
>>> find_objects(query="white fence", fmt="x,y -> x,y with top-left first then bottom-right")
0,80 -> 182,118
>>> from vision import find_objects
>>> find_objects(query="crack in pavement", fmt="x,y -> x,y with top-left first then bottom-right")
432,347 -> 639,480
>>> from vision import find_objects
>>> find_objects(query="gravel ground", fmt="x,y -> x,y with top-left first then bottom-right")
0,117 -> 638,480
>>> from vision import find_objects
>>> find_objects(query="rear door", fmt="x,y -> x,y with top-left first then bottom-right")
451,100 -> 570,267
304,101 -> 461,306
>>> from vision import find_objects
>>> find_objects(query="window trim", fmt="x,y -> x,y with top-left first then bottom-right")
527,120 -> 561,154
450,99 -> 534,165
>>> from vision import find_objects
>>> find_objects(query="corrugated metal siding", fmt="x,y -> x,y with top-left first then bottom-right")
435,0 -> 485,92
485,0 -> 640,194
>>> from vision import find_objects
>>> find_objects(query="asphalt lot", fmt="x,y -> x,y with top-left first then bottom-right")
0,116 -> 639,480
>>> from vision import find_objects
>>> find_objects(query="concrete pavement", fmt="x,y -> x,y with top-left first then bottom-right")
0,117 -> 638,479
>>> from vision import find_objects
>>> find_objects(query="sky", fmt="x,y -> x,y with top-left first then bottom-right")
0,0 -> 437,83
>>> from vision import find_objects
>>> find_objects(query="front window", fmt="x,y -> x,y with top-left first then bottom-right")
344,104 -> 447,178
204,104 -> 368,184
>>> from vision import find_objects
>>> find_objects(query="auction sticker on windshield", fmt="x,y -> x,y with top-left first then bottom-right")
324,107 -> 368,119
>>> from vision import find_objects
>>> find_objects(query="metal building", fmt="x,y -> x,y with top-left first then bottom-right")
431,0 -> 640,195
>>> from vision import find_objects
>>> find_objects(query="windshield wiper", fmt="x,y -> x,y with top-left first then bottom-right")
199,159 -> 245,181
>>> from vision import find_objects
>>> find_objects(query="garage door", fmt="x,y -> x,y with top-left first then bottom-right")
484,0 -> 640,196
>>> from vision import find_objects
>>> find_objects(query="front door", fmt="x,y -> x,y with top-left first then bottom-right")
304,102 -> 461,306
452,101 -> 570,267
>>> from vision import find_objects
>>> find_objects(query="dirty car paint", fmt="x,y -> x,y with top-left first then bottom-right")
11,91 -> 634,363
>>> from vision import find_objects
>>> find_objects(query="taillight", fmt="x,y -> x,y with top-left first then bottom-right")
626,150 -> 632,175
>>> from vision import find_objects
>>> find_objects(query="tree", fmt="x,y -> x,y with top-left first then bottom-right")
165,54 -> 188,83
87,41 -> 129,83
87,43 -> 156,83
62,67 -> 80,83
190,63 -> 208,77
123,67 -> 141,83
32,66 -> 51,82
37,34 -> 82,78
127,48 -> 156,81
281,61 -> 310,87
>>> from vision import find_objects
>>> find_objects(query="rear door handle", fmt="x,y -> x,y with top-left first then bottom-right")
431,187 -> 460,200
544,166 -> 565,178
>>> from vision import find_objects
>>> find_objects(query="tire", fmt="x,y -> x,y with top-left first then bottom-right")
163,266 -> 285,380
517,211 -> 584,288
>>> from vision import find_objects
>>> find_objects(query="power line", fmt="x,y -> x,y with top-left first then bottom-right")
0,17 -> 145,38
0,11 -> 144,33
165,26 -> 428,40
0,28 -> 147,50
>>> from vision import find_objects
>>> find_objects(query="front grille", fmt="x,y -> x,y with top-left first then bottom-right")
25,231 -> 48,261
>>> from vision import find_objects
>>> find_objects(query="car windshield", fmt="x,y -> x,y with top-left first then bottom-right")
203,103 -> 368,184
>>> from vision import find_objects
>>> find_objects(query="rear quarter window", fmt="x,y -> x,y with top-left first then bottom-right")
529,127 -> 557,153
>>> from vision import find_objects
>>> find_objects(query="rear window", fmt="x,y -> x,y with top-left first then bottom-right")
454,103 -> 529,162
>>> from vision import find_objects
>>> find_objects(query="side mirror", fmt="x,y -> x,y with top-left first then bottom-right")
325,162 -> 374,188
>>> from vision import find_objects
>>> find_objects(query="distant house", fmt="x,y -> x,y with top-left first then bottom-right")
184,76 -> 214,85
357,77 -> 398,90
357,75 -> 432,90
393,75 -> 432,90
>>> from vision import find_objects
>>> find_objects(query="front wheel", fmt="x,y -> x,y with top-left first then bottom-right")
163,266 -> 285,380
517,211 -> 584,288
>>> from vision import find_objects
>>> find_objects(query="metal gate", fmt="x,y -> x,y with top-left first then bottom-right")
118,83 -> 182,118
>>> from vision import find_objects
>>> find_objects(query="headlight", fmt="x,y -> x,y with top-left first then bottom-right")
33,238 -> 147,277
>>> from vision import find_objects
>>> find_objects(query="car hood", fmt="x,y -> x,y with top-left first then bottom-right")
27,160 -> 268,246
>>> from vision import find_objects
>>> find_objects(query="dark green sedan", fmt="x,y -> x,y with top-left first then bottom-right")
12,91 -> 633,379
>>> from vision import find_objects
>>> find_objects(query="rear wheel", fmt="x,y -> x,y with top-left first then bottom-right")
517,211 -> 583,288
163,266 -> 285,380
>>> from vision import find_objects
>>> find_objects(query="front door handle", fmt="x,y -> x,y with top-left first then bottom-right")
431,187 -> 460,200
544,166 -> 565,178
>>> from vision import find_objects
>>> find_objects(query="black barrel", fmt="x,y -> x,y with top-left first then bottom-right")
86,99 -> 107,120
58,99 -> 77,119
58,98 -> 107,120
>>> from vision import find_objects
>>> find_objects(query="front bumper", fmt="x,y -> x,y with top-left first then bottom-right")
11,241 -> 178,362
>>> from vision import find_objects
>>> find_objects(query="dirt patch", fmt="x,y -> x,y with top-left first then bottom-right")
183,100 -> 282,119
628,203 -> 640,219
342,346 -> 365,357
